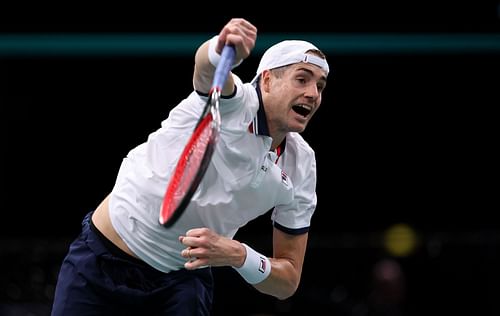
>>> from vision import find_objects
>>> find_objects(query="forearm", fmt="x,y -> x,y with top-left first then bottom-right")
193,40 -> 215,94
233,232 -> 307,300
193,37 -> 235,96
253,257 -> 302,300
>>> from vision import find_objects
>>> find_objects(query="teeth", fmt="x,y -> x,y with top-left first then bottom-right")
298,104 -> 312,111
292,104 -> 313,117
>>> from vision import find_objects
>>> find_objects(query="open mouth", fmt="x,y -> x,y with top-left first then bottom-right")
292,104 -> 312,117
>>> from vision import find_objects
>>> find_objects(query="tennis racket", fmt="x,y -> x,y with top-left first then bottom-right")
159,44 -> 236,227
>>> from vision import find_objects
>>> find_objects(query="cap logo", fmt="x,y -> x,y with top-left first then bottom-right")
300,54 -> 329,74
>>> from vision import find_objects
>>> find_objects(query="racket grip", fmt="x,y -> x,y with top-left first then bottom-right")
212,45 -> 236,90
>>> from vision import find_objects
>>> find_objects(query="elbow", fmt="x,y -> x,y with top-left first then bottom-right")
274,277 -> 300,300
275,286 -> 298,301
256,275 -> 299,300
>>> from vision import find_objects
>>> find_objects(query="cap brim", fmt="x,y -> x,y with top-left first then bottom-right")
250,73 -> 260,86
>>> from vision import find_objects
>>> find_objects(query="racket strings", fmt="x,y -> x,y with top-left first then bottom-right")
175,122 -> 213,199
162,114 -> 214,219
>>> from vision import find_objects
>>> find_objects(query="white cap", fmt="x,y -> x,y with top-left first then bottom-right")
251,40 -> 329,84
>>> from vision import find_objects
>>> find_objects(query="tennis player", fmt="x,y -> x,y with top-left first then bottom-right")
51,17 -> 329,315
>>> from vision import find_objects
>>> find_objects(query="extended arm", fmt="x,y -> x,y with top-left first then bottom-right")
193,18 -> 257,96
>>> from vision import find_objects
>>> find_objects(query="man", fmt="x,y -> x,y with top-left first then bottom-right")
52,18 -> 329,315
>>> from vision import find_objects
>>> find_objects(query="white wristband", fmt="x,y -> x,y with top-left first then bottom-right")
233,243 -> 271,284
207,35 -> 243,69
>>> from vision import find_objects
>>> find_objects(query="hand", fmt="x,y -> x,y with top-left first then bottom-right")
216,18 -> 257,64
179,227 -> 245,270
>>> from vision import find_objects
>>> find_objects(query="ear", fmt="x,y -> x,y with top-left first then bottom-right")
261,69 -> 272,93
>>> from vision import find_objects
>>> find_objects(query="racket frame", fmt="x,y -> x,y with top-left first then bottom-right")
159,45 -> 235,227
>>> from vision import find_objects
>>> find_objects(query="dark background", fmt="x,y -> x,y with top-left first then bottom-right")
2,2 -> 500,315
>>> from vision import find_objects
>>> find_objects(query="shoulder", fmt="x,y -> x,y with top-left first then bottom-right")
282,133 -> 316,177
217,74 -> 259,115
286,133 -> 316,159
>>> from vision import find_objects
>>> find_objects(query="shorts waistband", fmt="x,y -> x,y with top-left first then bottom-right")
89,214 -> 147,266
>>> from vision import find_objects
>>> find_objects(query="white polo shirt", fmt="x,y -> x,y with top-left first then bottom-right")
109,75 -> 318,273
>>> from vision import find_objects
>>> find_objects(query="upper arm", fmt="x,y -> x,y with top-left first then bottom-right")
272,227 -> 308,275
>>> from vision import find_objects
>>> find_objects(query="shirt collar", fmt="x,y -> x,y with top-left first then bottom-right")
249,84 -> 286,156
249,83 -> 270,136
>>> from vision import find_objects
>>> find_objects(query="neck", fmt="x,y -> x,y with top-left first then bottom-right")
267,121 -> 286,151
271,135 -> 285,151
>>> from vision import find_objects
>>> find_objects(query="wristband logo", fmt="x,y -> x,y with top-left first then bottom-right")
259,257 -> 267,273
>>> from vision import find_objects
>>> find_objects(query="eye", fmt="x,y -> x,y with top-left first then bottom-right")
316,80 -> 327,92
317,83 -> 325,93
296,77 -> 306,84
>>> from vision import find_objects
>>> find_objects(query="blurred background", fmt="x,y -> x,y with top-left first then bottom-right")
2,2 -> 500,315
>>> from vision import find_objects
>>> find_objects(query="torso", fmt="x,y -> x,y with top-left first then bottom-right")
91,194 -> 139,259
102,80 -> 317,273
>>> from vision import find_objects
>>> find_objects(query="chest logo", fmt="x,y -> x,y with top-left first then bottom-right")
281,170 -> 289,187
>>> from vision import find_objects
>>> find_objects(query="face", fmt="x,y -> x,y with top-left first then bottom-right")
261,62 -> 327,135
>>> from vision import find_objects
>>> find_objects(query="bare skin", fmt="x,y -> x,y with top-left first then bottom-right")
91,195 -> 138,259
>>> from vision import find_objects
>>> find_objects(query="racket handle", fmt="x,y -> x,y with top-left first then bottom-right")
212,45 -> 236,90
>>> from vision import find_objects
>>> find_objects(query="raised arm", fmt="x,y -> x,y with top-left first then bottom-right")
193,18 -> 257,96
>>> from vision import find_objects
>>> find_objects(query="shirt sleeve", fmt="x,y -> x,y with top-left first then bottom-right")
216,75 -> 260,137
271,135 -> 317,234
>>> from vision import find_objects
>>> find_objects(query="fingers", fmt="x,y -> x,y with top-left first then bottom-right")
184,257 -> 209,270
181,247 -> 192,259
179,227 -> 220,269
179,228 -> 207,260
181,247 -> 196,259
180,246 -> 211,270
218,18 -> 257,60
179,230 -> 201,249
185,227 -> 207,237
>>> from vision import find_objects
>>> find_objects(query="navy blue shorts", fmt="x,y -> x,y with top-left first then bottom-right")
51,212 -> 213,316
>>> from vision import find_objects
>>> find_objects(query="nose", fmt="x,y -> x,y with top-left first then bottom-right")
304,82 -> 320,100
